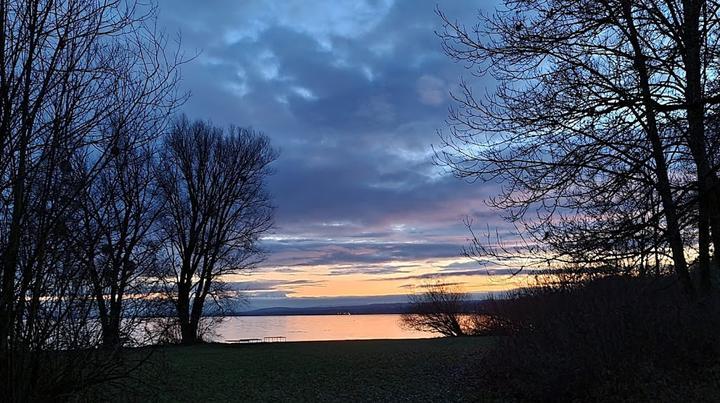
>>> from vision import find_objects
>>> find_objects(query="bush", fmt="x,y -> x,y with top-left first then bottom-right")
475,273 -> 720,401
401,282 -> 472,337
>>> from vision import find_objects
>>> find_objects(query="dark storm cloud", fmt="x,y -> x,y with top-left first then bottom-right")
156,0 -> 504,273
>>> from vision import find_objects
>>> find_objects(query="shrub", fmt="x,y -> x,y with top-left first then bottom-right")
475,272 -> 720,400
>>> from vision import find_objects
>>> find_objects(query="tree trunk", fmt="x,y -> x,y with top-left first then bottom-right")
699,200 -> 712,293
682,0 -> 716,292
103,300 -> 123,348
622,0 -> 695,297
180,320 -> 197,345
177,282 -> 197,344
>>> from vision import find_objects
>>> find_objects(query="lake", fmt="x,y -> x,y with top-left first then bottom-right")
214,314 -> 438,342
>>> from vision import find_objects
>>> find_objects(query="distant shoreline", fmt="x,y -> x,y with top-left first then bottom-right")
223,299 -> 488,317
228,302 -> 413,316
135,300 -> 488,319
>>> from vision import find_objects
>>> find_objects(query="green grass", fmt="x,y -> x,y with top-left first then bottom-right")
117,337 -> 495,402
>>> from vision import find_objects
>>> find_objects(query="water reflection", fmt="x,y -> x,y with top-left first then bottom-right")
215,314 -> 438,342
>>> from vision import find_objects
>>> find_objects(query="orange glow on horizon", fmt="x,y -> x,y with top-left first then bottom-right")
226,257 -> 533,299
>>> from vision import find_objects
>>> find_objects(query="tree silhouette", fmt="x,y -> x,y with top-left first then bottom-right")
436,0 -> 720,296
401,282 -> 469,337
157,116 -> 276,344
0,0 -> 183,398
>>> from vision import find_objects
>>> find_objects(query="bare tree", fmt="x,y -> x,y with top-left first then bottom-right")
401,282 -> 470,337
436,1 -> 720,296
78,129 -> 163,348
0,0 -> 183,399
157,116 -> 276,344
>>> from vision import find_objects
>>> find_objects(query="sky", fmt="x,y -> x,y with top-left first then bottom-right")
156,0 -> 526,307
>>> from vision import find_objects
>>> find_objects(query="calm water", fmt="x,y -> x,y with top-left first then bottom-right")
215,314 -> 438,342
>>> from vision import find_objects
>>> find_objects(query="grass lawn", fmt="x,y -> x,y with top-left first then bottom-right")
118,337 -> 494,402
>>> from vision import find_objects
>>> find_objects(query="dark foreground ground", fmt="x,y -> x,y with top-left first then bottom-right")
116,337 -> 493,402
107,335 -> 720,402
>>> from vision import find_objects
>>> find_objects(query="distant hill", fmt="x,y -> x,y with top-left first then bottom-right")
231,302 -> 413,316
228,300 -> 491,316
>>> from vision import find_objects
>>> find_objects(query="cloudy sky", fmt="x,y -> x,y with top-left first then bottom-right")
157,0 -> 525,306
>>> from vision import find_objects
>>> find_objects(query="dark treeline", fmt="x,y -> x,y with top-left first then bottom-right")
0,1 -> 275,400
